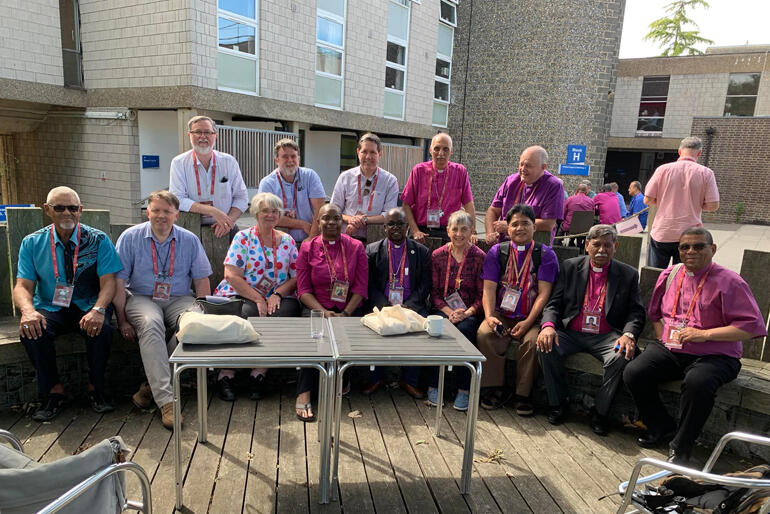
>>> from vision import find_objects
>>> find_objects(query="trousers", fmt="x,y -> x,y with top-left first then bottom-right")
476,312 -> 539,394
648,237 -> 681,269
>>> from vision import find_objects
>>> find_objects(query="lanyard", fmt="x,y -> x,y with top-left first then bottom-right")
357,169 -> 379,212
387,240 -> 407,288
50,224 -> 81,283
670,263 -> 714,323
443,243 -> 468,298
151,238 -> 176,277
321,239 -> 349,285
505,243 -> 533,289
583,269 -> 608,312
254,226 -> 277,279
276,169 -> 298,210
427,164 -> 450,212
192,151 -> 216,197
514,180 -> 539,205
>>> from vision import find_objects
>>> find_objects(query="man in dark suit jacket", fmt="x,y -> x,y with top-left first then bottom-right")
363,207 -> 432,396
537,224 -> 645,435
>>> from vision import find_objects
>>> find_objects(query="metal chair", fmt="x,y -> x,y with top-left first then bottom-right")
616,431 -> 770,513
0,429 -> 152,513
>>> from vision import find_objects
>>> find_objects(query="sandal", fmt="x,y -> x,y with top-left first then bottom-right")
296,402 -> 316,423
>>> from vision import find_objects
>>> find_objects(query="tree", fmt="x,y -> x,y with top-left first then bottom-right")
644,0 -> 714,56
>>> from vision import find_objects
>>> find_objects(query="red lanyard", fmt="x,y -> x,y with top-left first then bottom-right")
192,151 -> 216,197
443,243 -> 468,298
276,169 -> 298,210
505,243 -> 533,289
151,238 -> 176,277
387,240 -> 407,288
583,270 -> 608,312
514,180 -> 539,204
357,169 -> 379,212
670,263 -> 713,323
427,165 -> 450,212
254,226 -> 277,278
50,224 -> 81,283
321,239 -> 349,285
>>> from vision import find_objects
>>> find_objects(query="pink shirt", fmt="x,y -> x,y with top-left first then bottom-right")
648,263 -> 766,359
296,234 -> 368,310
593,192 -> 621,225
646,156 -> 719,243
401,161 -> 473,227
568,264 -> 613,334
562,192 -> 595,231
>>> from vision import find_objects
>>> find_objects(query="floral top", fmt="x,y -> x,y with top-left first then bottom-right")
214,227 -> 298,297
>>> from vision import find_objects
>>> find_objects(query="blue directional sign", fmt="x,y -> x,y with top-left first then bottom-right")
567,145 -> 586,164
558,163 -> 590,176
0,204 -> 34,222
142,155 -> 160,169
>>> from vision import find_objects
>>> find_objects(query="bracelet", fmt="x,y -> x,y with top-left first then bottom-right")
342,310 -> 351,317
273,291 -> 283,300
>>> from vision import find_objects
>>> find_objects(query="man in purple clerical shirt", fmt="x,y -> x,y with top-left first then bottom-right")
484,146 -> 564,245
624,227 -> 766,465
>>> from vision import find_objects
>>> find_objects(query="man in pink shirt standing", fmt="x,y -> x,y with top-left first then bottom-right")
593,184 -> 621,225
644,137 -> 720,268
402,133 -> 476,244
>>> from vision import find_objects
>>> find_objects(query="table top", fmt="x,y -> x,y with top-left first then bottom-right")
170,317 -> 335,364
330,317 -> 485,363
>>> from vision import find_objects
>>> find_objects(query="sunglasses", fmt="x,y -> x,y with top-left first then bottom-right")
50,205 -> 80,213
386,221 -> 406,227
678,243 -> 708,251
363,178 -> 373,197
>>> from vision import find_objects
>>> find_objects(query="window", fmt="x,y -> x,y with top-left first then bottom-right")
315,0 -> 346,109
60,0 -> 83,88
384,0 -> 410,119
636,76 -> 669,135
433,5 -> 456,127
217,0 -> 259,94
724,73 -> 760,117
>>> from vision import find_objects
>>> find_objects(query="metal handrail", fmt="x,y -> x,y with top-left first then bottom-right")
0,428 -> 23,451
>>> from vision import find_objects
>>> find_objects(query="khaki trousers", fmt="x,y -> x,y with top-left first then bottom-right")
477,312 -> 540,395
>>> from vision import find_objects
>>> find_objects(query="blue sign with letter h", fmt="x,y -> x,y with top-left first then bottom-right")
567,145 -> 586,164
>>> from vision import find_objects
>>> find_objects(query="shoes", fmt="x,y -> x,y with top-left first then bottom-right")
88,390 -> 115,414
547,401 -> 569,425
589,409 -> 609,436
399,380 -> 425,399
637,427 -> 677,449
160,402 -> 179,430
426,387 -> 442,407
217,376 -> 236,402
362,380 -> 384,396
513,395 -> 534,417
667,447 -> 690,466
32,393 -> 65,422
296,402 -> 316,423
132,382 -> 153,410
249,374 -> 266,401
453,391 -> 470,411
481,389 -> 512,410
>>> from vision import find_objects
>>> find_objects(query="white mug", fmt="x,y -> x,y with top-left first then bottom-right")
423,315 -> 443,337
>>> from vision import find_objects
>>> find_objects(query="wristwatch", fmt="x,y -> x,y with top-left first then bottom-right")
92,306 -> 106,315
623,332 -> 636,341
362,215 -> 368,225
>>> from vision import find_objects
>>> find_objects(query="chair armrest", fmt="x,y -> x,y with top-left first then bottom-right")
0,429 -> 23,452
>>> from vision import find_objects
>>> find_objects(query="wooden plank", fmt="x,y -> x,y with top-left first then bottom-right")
177,211 -> 201,239
211,397 -> 258,513
335,395 -> 376,513
81,402 -> 133,446
370,389 -> 438,514
38,407 -> 102,464
276,385 -> 311,514
242,391 -> 280,513
740,250 -> 770,360
20,405 -> 78,461
0,405 -> 23,430
80,209 -> 111,235
0,225 -> 13,315
6,207 -> 44,281
119,406 -> 162,502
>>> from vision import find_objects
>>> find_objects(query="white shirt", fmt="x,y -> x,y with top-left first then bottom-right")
330,166 -> 399,238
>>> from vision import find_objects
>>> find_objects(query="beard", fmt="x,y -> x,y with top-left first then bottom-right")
194,143 -> 213,155
60,220 -> 76,230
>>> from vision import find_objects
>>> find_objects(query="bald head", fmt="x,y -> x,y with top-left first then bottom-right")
518,146 -> 548,185
46,186 -> 81,205
576,184 -> 589,194
430,133 -> 453,170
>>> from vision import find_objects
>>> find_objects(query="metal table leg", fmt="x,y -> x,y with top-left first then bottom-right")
197,367 -> 207,443
317,363 -> 334,504
460,361 -> 482,494
330,361 -> 351,501
173,363 -> 183,510
435,365 -> 446,436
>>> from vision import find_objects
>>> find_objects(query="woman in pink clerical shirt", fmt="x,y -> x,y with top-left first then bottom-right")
294,203 -> 368,422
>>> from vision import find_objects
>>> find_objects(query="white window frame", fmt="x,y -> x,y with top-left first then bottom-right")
384,0 -> 410,120
217,1 -> 260,96
723,72 -> 761,117
439,0 -> 457,27
433,19 -> 454,127
315,3 -> 346,110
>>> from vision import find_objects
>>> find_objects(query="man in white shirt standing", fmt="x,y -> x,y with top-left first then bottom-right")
169,115 -> 249,238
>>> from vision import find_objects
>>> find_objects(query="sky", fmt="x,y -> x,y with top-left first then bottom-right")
619,0 -> 770,58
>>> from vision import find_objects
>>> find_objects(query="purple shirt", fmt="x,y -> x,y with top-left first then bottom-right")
491,170 -> 565,238
382,241 -> 412,302
568,264 -> 613,334
401,161 -> 473,227
648,263 -> 766,358
562,193 -> 594,232
593,192 -> 621,225
480,242 -> 559,319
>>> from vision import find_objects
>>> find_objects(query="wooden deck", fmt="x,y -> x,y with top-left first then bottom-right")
0,384 -> 755,514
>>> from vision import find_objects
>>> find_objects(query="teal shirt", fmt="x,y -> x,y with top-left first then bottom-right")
17,224 -> 123,312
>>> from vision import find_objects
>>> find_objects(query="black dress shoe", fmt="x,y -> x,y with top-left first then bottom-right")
667,447 -> 690,466
637,428 -> 677,449
248,374 -> 266,401
217,377 -> 236,402
590,410 -> 609,436
32,393 -> 66,422
547,402 -> 569,425
88,390 -> 115,414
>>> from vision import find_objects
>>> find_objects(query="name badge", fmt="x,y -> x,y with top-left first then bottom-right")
445,291 -> 467,311
152,281 -> 171,301
284,208 -> 297,218
662,318 -> 685,350
254,275 -> 275,297
581,309 -> 601,334
500,285 -> 521,312
389,286 -> 404,306
426,209 -> 442,228
53,283 -> 74,307
331,280 -> 350,302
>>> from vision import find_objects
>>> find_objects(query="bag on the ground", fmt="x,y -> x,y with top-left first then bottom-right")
176,311 -> 259,344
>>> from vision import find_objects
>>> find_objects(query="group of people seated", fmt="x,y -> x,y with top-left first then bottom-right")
13,117 -> 766,468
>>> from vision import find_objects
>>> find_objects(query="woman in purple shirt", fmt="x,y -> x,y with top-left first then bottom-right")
294,203 -> 368,422
428,210 -> 486,411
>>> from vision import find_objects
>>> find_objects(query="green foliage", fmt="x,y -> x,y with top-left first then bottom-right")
736,202 -> 745,223
644,0 -> 715,56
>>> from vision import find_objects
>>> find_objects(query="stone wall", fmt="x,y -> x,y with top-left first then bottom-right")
692,117 -> 770,225
449,0 -> 625,208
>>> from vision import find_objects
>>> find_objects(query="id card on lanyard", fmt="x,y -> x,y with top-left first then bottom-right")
322,239 -> 350,303
253,227 -> 277,297
581,274 -> 607,335
50,224 -> 81,308
501,243 -> 533,314
662,264 -> 713,350
426,166 -> 449,228
443,244 -> 468,310
277,169 -> 299,218
387,240 -> 407,305
192,151 -> 216,206
151,238 -> 176,301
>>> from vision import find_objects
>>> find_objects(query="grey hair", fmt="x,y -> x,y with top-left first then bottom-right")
187,115 -> 217,132
580,179 -> 592,187
587,224 -> 617,243
249,192 -> 283,217
630,180 -> 642,191
680,226 -> 713,245
679,136 -> 703,151
576,183 -> 589,193
526,145 -> 548,165
46,186 -> 81,205
600,183 -> 614,193
447,210 -> 473,229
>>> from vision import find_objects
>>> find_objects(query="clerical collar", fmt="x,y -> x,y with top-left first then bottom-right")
685,270 -> 694,277
592,266 -> 603,272
327,240 -> 336,245
517,245 -> 526,251
390,241 -> 403,249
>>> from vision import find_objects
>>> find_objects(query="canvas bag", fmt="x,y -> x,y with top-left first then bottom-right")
176,311 -> 260,344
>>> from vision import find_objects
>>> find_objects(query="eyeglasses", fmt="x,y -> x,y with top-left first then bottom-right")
50,205 -> 80,213
190,130 -> 216,136
386,221 -> 406,227
678,242 -> 709,251
363,178 -> 373,197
